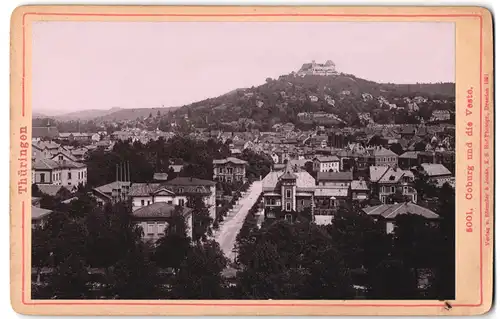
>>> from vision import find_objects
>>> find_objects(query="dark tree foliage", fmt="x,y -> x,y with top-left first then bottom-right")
187,196 -> 214,242
107,243 -> 163,299
368,259 -> 418,299
48,254 -> 90,299
327,208 -> 390,271
85,136 -> 233,187
234,220 -> 355,299
153,206 -> 191,271
433,183 -> 456,299
170,240 -> 229,299
239,149 -> 273,180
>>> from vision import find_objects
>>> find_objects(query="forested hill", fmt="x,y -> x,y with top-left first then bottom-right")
170,73 -> 455,130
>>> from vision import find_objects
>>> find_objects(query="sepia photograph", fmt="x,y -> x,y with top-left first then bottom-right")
28,19 -> 458,301
9,6 -> 494,316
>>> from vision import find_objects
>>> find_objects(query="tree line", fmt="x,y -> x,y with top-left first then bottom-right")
85,136 -> 271,188
32,193 -> 229,299
231,184 -> 455,299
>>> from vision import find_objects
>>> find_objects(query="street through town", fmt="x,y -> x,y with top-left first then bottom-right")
214,181 -> 262,261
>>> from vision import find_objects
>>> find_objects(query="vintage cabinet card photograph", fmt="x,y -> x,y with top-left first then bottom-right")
9,5 -> 493,316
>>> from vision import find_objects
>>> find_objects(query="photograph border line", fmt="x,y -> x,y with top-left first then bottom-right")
19,11 -> 483,308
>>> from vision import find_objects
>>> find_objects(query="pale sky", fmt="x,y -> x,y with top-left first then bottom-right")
32,21 -> 455,113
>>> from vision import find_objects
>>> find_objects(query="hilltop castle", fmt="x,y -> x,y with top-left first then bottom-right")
297,60 -> 338,76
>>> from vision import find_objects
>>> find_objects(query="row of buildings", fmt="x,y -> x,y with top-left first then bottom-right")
261,160 -> 451,231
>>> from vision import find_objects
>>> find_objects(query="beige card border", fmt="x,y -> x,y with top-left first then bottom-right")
10,5 -> 494,316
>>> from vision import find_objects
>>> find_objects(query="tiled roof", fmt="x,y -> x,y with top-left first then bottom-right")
129,180 -> 213,197
373,147 -> 397,157
37,184 -> 66,197
57,160 -> 86,169
420,163 -> 452,177
33,158 -> 59,170
351,180 -> 370,191
32,206 -> 53,220
369,166 -> 414,183
33,140 -> 60,151
33,158 -> 86,170
317,171 -> 353,182
213,157 -> 248,165
262,169 -> 315,191
399,151 -> 420,159
314,156 -> 340,162
128,183 -> 162,196
165,177 -> 216,187
363,202 -> 439,220
132,202 -> 192,219
94,181 -> 130,194
51,151 -> 78,162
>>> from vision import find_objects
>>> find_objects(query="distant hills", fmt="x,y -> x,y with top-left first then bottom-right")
170,72 -> 455,129
32,106 -> 179,122
95,107 -> 180,122
32,71 -> 455,129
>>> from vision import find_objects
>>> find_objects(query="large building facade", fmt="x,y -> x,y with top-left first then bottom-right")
128,177 -> 216,221
32,158 -> 87,187
213,157 -> 248,182
262,163 -> 351,225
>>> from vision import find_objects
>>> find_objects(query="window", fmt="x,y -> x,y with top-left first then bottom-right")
40,173 -> 45,183
147,200 -> 151,205
218,167 -> 223,173
141,200 -> 145,206
286,189 -> 291,198
285,213 -> 292,222
146,223 -> 155,235
58,155 -> 63,161
301,199 -> 305,206
167,200 -> 173,205
285,202 -> 291,211
68,172 -> 72,179
157,223 -> 166,236
179,199 -> 185,206
403,186 -> 408,194
391,186 -> 395,193
178,188 -> 184,193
